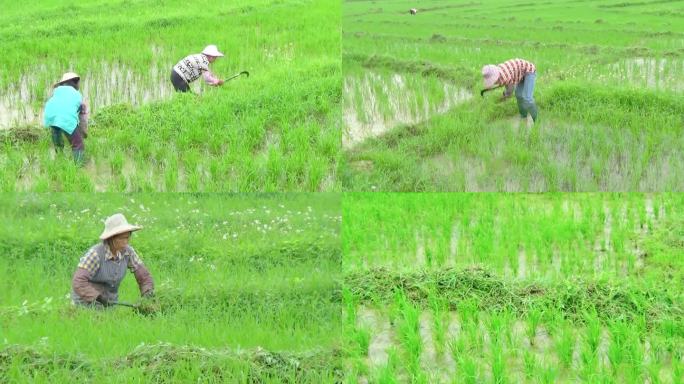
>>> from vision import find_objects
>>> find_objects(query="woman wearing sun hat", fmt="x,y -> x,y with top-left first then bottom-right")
482,58 -> 538,123
170,44 -> 226,92
71,213 -> 155,308
43,72 -> 89,164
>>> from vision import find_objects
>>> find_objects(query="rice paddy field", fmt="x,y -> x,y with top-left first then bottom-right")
0,0 -> 340,192
0,193 -> 342,382
342,193 -> 683,383
342,0 -> 684,191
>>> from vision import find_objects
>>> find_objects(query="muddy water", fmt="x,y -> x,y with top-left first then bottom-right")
357,307 -> 668,382
605,57 -> 684,92
0,50 -> 179,129
343,71 -> 472,148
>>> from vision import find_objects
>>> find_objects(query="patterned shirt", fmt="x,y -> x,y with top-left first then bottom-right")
173,53 -> 220,84
77,242 -> 144,276
497,58 -> 536,86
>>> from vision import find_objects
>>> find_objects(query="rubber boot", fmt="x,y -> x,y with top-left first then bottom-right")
528,103 -> 539,123
517,99 -> 528,119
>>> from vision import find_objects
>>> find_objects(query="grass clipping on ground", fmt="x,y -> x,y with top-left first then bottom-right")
0,343 -> 343,382
344,266 -> 683,324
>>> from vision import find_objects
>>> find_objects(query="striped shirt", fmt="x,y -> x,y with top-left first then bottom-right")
497,59 -> 536,86
173,53 -> 219,84
78,242 -> 144,275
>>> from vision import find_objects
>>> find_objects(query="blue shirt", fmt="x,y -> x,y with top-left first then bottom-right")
43,86 -> 83,134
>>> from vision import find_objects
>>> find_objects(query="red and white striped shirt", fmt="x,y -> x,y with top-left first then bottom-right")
497,59 -> 536,86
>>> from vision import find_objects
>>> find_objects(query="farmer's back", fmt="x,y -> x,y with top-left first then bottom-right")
44,85 -> 82,134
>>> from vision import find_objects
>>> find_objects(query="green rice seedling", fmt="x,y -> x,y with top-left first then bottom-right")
343,288 -> 358,328
490,341 -> 507,384
645,358 -> 662,384
395,291 -> 422,379
526,308 -> 543,347
624,330 -> 645,382
608,320 -> 629,373
374,348 -> 400,384
457,354 -> 479,384
536,362 -> 559,384
110,152 -> 124,175
580,345 -> 600,383
555,320 -> 575,369
351,328 -> 371,358
463,319 -> 484,358
457,298 -> 479,327
448,334 -> 466,366
522,350 -> 537,380
584,309 -> 602,354
427,289 -> 448,356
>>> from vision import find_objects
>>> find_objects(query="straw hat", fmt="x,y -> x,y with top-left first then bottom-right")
202,44 -> 224,57
99,213 -> 142,240
481,65 -> 500,88
53,72 -> 80,88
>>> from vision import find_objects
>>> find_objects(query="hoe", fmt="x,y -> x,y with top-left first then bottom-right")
225,71 -> 250,82
480,85 -> 503,97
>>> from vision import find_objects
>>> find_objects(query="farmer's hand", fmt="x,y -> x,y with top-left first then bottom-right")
96,294 -> 113,307
218,79 -> 225,86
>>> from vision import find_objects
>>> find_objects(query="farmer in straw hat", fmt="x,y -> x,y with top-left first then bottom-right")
170,44 -> 226,92
71,213 -> 155,308
43,72 -> 89,164
482,58 -> 538,123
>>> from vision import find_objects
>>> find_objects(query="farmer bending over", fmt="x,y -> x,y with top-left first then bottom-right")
71,214 -> 154,308
43,72 -> 89,164
482,58 -> 538,123
170,45 -> 225,92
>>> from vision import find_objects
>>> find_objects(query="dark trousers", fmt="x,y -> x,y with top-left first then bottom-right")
170,70 -> 190,92
51,126 -> 84,164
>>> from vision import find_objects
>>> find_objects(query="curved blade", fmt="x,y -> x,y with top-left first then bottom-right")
112,301 -> 139,308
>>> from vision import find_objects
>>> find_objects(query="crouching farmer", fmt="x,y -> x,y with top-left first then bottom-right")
482,58 -> 538,123
71,213 -> 154,308
43,72 -> 89,165
170,44 -> 225,92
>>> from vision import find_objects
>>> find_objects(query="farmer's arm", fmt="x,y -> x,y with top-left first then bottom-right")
79,101 -> 89,137
202,70 -> 224,86
127,248 -> 154,297
72,250 -> 102,302
502,84 -> 515,99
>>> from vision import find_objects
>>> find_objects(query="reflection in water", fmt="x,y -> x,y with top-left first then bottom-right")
0,47 -> 184,129
343,71 -> 472,148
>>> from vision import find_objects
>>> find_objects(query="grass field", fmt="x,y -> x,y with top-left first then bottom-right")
0,193 -> 342,382
342,193 -> 683,383
0,0 -> 340,192
341,0 -> 684,191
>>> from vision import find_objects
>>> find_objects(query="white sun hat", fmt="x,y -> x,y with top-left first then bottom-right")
53,72 -> 80,87
482,65 -> 500,88
99,213 -> 142,240
202,44 -> 224,57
